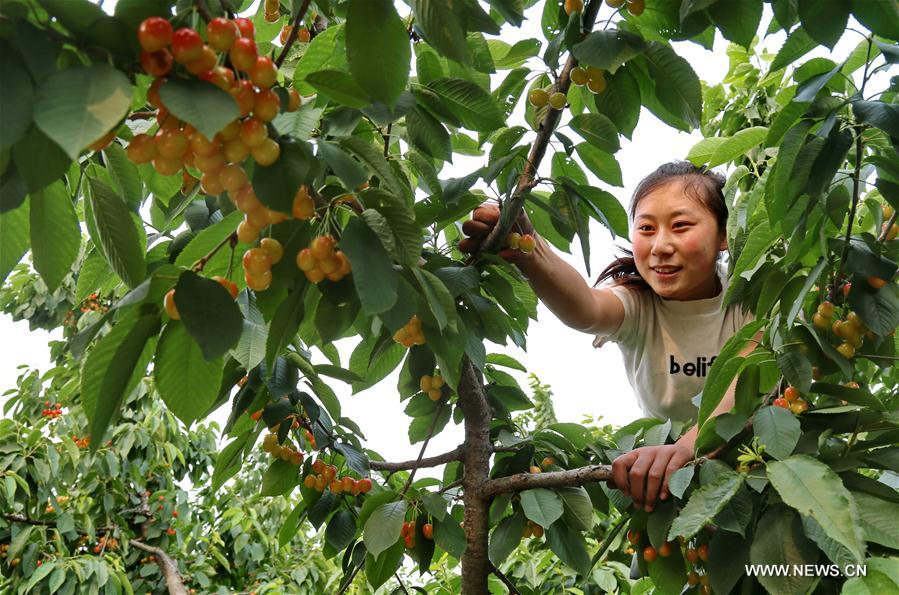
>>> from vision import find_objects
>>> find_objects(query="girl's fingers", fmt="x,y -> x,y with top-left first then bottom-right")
461,219 -> 493,238
472,204 -> 500,223
612,451 -> 638,497
660,448 -> 693,501
643,449 -> 675,512
627,453 -> 653,510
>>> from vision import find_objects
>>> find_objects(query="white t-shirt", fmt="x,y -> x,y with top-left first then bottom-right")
594,266 -> 755,423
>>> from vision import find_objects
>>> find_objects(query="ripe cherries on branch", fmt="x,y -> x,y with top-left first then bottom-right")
138,17 -> 172,52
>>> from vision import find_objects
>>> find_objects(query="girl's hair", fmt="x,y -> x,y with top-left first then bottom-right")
594,161 -> 727,290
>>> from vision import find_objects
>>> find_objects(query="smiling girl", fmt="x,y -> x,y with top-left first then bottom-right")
460,161 -> 757,513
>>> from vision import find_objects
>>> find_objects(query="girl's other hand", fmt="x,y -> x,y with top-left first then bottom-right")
610,443 -> 693,512
459,203 -> 537,266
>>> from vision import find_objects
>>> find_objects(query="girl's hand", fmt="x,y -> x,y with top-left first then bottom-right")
458,203 -> 537,266
610,443 -> 693,512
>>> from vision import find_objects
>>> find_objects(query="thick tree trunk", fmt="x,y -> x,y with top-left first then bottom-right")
457,358 -> 494,594
131,539 -> 188,595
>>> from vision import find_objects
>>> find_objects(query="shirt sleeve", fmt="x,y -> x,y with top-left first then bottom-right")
593,284 -> 640,348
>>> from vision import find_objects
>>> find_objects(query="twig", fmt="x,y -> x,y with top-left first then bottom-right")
191,231 -> 237,272
336,558 -> 364,595
400,403 -> 447,496
481,465 -> 613,498
438,479 -> 463,494
370,445 -> 464,472
383,123 -> 392,158
877,211 -> 897,242
275,0 -> 313,67
489,562 -> 521,595
835,126 -> 866,286
394,572 -> 410,594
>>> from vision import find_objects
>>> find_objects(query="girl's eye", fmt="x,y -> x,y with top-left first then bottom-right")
638,225 -> 653,232
673,222 -> 691,229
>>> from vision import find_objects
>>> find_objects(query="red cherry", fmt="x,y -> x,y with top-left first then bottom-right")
137,17 -> 173,52
185,45 -> 217,76
171,28 -> 203,63
140,49 -> 173,77
249,56 -> 277,89
207,17 -> 238,52
234,17 -> 255,38
229,37 -> 257,71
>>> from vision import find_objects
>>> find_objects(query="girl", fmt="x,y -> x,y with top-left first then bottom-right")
459,161 -> 757,513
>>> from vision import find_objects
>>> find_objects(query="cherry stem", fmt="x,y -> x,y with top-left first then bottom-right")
275,0 -> 313,68
191,231 -> 237,272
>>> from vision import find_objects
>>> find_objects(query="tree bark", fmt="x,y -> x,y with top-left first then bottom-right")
482,465 -> 613,497
369,445 -> 464,471
457,358 -> 494,595
131,539 -> 188,595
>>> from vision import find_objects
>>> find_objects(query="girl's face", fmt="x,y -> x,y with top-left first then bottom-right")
630,180 -> 727,300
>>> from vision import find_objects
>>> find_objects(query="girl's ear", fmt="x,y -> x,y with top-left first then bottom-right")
718,234 -> 728,252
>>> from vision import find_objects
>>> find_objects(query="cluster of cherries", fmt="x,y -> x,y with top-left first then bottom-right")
262,431 -> 304,466
41,400 -> 63,419
400,520 -> 434,548
521,519 -> 544,539
296,235 -> 352,284
242,237 -> 285,291
91,534 -> 119,554
629,530 -> 712,592
163,274 -> 239,320
71,435 -> 91,449
302,459 -> 373,495
419,373 -> 445,401
393,315 -> 426,347
773,385 -> 810,414
129,15 -> 302,232
812,301 -> 870,359
505,231 -> 537,253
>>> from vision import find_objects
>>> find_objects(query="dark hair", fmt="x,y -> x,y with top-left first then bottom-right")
594,161 -> 727,290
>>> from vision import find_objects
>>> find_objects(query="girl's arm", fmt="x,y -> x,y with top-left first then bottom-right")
459,204 -> 625,336
611,330 -> 764,512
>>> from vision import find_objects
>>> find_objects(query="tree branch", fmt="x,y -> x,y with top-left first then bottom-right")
130,539 -> 188,595
369,445 -> 464,472
489,562 -> 522,595
191,231 -> 237,272
400,403 -> 448,496
275,0 -> 313,67
878,210 -> 897,242
481,465 -> 613,498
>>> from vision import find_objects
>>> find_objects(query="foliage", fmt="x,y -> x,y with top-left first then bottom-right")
1,0 -> 898,593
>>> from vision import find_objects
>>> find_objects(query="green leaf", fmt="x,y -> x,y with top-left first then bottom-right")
261,459 -> 299,496
340,136 -> 406,199
640,42 -> 702,129
33,63 -> 131,159
698,320 -> 766,428
325,510 -> 357,552
410,0 -> 470,65
293,24 -> 347,95
798,0 -> 848,48
767,455 -> 865,564
704,127 -> 768,168
29,180 -> 80,292
571,29 -> 647,74
569,113 -> 620,153
365,541 -> 404,590
426,78 -> 506,132
668,466 -> 694,499
521,488 -> 564,528
103,142 -> 142,207
212,433 -> 250,491
11,126 -> 70,194
265,283 -> 306,369
317,140 -> 369,190
593,65 -> 641,139
406,106 -> 452,162
749,505 -> 819,595
341,217 -> 399,315
158,78 -> 238,140
574,143 -> 623,187
412,268 -> 456,331
853,491 -> 899,550
546,521 -> 591,576
753,405 -> 801,460
88,177 -> 146,288
363,500 -> 406,560
234,290 -> 268,370
81,310 -> 159,446
253,138 -> 319,214
434,514 -> 467,559
809,382 -> 884,412
853,1 -> 899,40
306,69 -> 371,108
0,199 -> 29,283
346,0 -> 409,107
154,322 -> 223,426
571,184 -> 629,237
488,511 -> 526,565
708,0 -> 761,48
559,487 -> 593,531
771,27 -> 817,71
668,468 -> 743,540
0,43 -> 34,151
852,100 -> 899,139
174,271 -> 244,361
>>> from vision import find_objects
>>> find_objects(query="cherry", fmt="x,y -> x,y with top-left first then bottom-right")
528,88 -> 549,108
253,88 -> 281,122
252,138 -> 281,166
229,37 -> 258,71
152,156 -> 182,176
310,236 -> 335,260
627,0 -> 645,15
658,542 -> 673,557
685,548 -> 699,563
234,17 -> 255,38
773,397 -> 789,408
164,289 -> 180,320
220,119 -> 241,141
867,276 -> 887,289
783,386 -> 800,402
249,56 -> 278,89
223,138 -> 250,163
519,234 -> 536,253
296,248 -> 316,271
171,28 -> 203,63
587,76 -> 607,94
244,270 -> 272,291
303,475 -> 316,489
155,129 -> 188,158
240,118 -> 268,147
140,49 -> 173,77
506,232 -> 521,249
298,27 -> 311,42
260,238 -> 284,264
234,186 -> 263,213
231,80 -> 256,116
564,0 -> 583,15
570,66 -> 588,85
530,465 -> 541,474
541,456 -> 556,467
643,546 -> 657,562
422,523 -> 434,539
194,151 -> 226,174
279,24 -> 293,45
789,399 -> 809,414
243,247 -> 272,275
200,171 -> 225,195
687,572 -> 701,586
219,164 -> 248,194
147,77 -> 165,108
357,478 -> 372,493
697,543 -> 709,561
531,524 -> 544,538
207,17 -> 238,52
127,134 -> 157,164
185,45 -> 217,76
138,17 -> 173,52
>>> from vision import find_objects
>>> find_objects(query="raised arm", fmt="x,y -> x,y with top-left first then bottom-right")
459,204 -> 624,336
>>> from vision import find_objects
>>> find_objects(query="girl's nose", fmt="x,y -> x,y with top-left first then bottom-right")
651,230 -> 675,256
